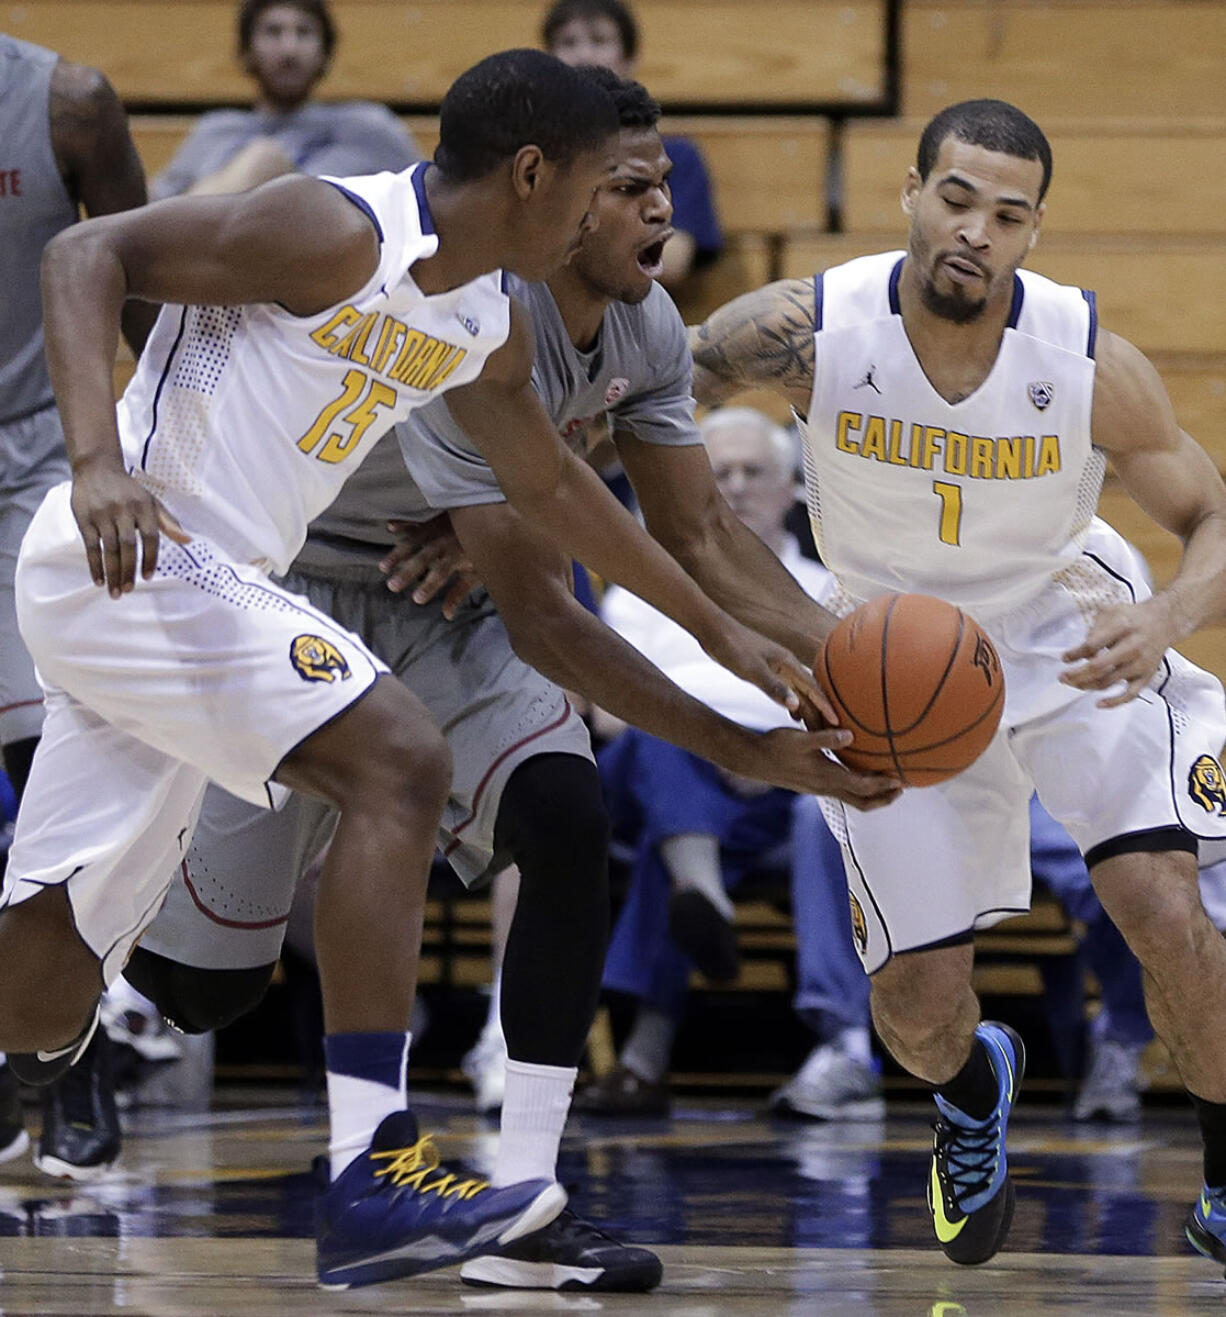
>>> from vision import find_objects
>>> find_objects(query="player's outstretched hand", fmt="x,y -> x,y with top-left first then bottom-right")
1060,598 -> 1173,707
749,727 -> 903,808
71,461 -> 189,598
701,619 -> 840,725
381,515 -> 481,619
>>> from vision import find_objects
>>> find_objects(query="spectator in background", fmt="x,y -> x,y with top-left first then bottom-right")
543,0 -> 723,292
151,0 -> 417,200
576,409 -> 831,1114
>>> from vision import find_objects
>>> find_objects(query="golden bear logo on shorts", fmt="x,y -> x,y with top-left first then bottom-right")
1189,754 -> 1226,814
290,634 -> 351,684
848,892 -> 869,956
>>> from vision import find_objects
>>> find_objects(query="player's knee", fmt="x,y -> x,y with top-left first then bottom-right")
123,947 -> 275,1034
500,754 -> 610,867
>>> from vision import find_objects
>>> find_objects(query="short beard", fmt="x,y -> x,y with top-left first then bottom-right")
919,277 -> 987,325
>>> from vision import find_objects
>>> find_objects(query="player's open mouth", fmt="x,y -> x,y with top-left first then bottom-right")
636,234 -> 669,277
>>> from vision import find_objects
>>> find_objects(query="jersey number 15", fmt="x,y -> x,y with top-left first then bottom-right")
297,369 -> 396,464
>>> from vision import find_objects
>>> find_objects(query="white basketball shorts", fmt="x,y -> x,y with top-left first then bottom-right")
0,483 -> 387,982
820,518 -> 1226,974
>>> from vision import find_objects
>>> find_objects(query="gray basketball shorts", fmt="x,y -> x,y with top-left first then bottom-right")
139,565 -> 594,970
0,406 -> 70,743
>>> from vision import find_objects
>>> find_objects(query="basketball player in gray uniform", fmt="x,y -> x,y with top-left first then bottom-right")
131,72 -> 895,1294
0,32 -> 156,1175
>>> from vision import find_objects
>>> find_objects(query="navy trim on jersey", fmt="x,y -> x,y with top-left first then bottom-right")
324,181 -> 384,243
1085,825 -> 1197,870
1007,274 -> 1025,328
411,163 -> 435,235
140,307 -> 188,470
1082,289 -> 1099,358
813,272 -> 824,331
887,257 -> 903,314
1085,550 -> 1138,601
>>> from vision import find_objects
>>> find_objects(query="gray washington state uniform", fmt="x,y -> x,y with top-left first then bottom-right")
0,37 -> 76,744
141,277 -> 700,969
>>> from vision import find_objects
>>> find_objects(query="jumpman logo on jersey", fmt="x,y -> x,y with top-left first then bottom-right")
854,365 -> 881,394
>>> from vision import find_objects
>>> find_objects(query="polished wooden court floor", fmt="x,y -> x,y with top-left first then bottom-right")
1,1089 -> 1225,1315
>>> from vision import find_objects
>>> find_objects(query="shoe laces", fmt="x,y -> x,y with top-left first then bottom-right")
369,1133 -> 489,1200
933,1113 -> 1001,1203
548,1208 -> 613,1245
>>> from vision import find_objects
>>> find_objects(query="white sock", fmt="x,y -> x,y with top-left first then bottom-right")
620,1007 -> 677,1086
325,1032 -> 410,1180
836,1026 -> 873,1065
660,833 -> 734,921
492,1058 -> 575,1187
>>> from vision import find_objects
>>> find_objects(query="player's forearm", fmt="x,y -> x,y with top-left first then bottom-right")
503,590 -> 765,773
41,227 -> 128,473
663,512 -> 834,662
509,452 -> 734,651
1156,508 -> 1226,639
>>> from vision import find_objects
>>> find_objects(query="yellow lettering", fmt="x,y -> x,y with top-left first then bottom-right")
1036,434 -> 1061,476
309,306 -> 361,353
297,368 -> 366,455
1022,435 -> 1035,478
922,426 -> 943,470
996,437 -> 1022,480
908,423 -> 925,468
335,313 -> 377,365
390,329 -> 427,381
945,431 -> 967,476
886,420 -> 907,466
861,415 -> 888,461
424,347 -> 468,391
317,376 -> 397,464
405,339 -> 453,390
375,320 -> 407,375
970,435 -> 994,479
836,412 -> 862,454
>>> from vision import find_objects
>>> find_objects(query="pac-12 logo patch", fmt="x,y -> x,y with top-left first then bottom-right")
848,892 -> 869,956
1028,380 -> 1055,411
290,634 -> 351,684
1189,753 -> 1226,814
604,377 -> 630,405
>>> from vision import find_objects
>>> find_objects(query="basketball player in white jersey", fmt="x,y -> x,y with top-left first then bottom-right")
120,71 -> 886,1294
689,99 -> 1226,1274
0,50 -> 831,1290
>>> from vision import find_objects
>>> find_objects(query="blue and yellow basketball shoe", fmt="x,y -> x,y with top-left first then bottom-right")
1186,1185 -> 1226,1273
316,1109 -> 566,1289
927,1021 -> 1026,1265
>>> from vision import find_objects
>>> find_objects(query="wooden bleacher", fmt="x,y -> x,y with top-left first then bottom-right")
9,0 -> 891,108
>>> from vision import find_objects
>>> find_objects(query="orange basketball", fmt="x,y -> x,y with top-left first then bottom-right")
815,593 -> 1005,787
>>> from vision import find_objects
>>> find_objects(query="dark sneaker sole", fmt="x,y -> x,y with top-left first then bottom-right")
942,1177 -> 1016,1266
317,1180 -> 566,1290
460,1252 -> 663,1292
1186,1209 -> 1226,1272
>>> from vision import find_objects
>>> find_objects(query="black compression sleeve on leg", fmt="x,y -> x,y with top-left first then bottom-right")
123,946 -> 277,1035
494,753 -> 611,1068
2,737 -> 38,799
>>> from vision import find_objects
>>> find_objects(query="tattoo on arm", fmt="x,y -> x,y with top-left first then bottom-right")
690,279 -> 815,407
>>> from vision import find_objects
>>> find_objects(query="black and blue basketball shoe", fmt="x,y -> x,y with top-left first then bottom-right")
1186,1184 -> 1226,1273
316,1109 -> 566,1289
927,1021 -> 1025,1265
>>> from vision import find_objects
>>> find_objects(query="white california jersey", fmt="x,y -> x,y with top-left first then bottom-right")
116,164 -> 511,573
798,251 -> 1103,620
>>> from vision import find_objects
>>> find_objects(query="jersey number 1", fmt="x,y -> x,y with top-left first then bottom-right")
298,369 -> 396,465
932,480 -> 963,546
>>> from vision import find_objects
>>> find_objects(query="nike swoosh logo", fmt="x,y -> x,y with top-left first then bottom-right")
930,1162 -> 967,1243
1202,1191 -> 1212,1218
35,1040 -> 77,1062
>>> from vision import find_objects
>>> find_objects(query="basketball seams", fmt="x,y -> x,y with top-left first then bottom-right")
884,605 -> 966,737
820,633 -> 889,738
878,595 -> 907,780
840,679 -> 1004,765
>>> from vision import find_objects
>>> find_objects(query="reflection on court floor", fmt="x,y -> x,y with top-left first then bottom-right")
0,1093 -> 1223,1315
